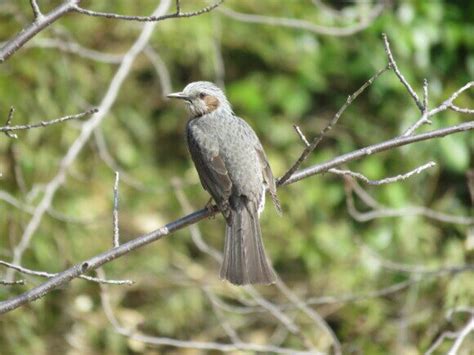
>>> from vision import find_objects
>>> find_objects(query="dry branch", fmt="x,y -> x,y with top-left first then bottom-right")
1,108 -> 98,136
0,0 -> 224,62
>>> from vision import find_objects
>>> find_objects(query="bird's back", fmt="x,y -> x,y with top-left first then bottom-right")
187,112 -> 264,201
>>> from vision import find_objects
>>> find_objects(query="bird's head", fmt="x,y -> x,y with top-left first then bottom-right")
167,81 -> 232,118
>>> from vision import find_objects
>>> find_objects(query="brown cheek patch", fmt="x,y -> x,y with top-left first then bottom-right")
204,95 -> 220,113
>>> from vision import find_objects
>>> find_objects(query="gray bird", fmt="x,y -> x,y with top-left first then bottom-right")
168,81 -> 281,285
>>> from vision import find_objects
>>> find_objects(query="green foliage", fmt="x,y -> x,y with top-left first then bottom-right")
0,0 -> 473,354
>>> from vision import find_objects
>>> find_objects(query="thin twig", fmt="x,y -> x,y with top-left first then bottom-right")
293,125 -> 310,147
0,279 -> 25,286
423,78 -> 429,112
278,65 -> 389,185
72,0 -> 224,21
429,81 -> 474,116
113,172 -> 120,248
0,260 -> 133,285
426,307 -> 474,354
0,108 -> 98,133
382,33 -> 424,112
426,316 -> 474,355
329,161 -> 436,186
175,0 -> 181,14
3,107 -> 17,138
29,0 -> 43,19
402,78 -> 432,136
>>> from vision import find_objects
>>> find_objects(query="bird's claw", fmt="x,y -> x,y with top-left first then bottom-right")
205,198 -> 216,219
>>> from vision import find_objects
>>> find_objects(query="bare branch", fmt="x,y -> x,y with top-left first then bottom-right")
3,107 -> 17,138
0,108 -> 98,134
423,78 -> 429,112
112,172 -> 120,248
0,260 -> 133,285
278,65 -> 389,185
0,0 -> 80,62
0,0 -> 224,62
402,79 -> 432,136
430,81 -> 474,116
402,80 -> 473,136
382,33 -> 424,112
219,2 -> 385,37
72,0 -> 224,21
293,125 -> 310,147
0,279 -> 25,286
426,316 -> 474,355
329,161 -> 436,185
29,0 -> 43,19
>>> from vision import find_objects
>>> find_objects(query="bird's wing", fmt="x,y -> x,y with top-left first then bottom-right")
255,145 -> 282,215
187,125 -> 233,220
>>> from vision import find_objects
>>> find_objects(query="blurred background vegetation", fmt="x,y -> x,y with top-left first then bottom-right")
0,0 -> 473,354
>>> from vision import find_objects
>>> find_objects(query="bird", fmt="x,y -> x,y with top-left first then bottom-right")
167,81 -> 281,285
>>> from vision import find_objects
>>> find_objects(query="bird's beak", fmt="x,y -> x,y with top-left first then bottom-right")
167,92 -> 190,101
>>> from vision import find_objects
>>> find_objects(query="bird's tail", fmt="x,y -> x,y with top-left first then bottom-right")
220,197 -> 276,285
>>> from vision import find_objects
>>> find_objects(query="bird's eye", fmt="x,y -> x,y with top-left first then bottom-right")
199,92 -> 207,99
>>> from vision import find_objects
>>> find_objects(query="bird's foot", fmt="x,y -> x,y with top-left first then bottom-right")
205,198 -> 216,219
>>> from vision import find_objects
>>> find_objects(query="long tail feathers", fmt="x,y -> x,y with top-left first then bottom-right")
220,199 -> 275,285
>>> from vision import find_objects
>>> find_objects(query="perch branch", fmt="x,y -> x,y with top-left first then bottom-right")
0,121 -> 472,314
